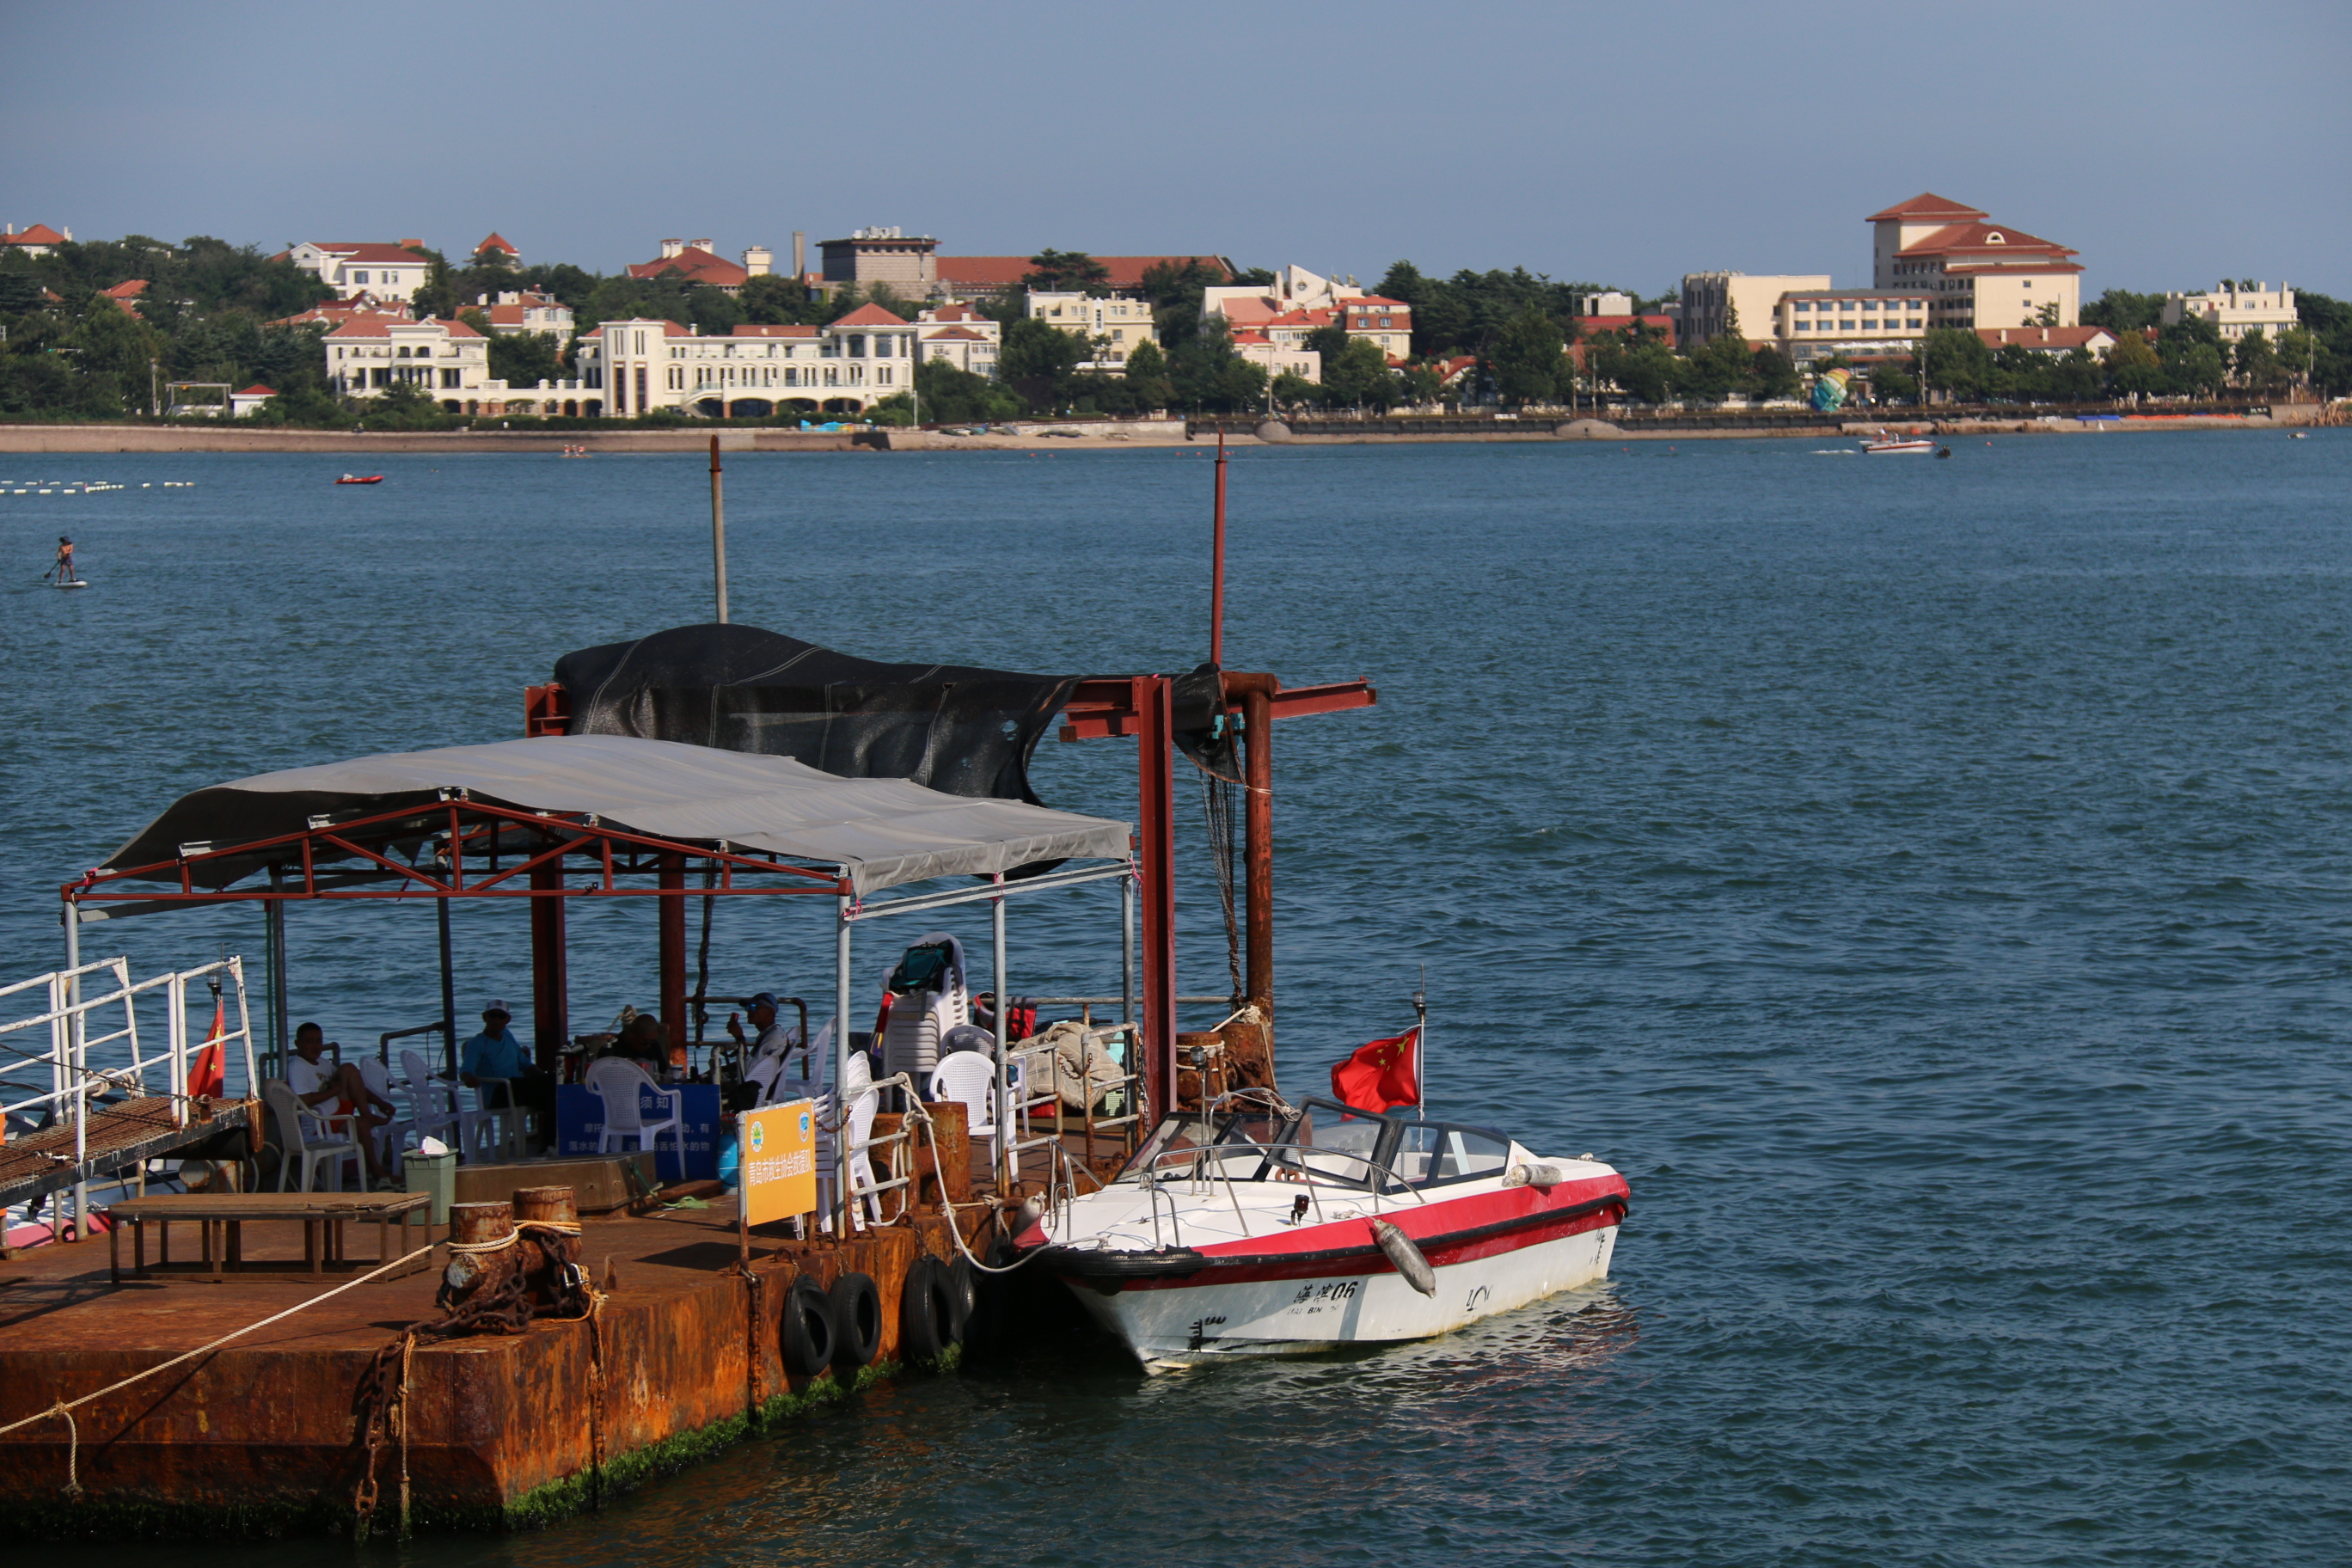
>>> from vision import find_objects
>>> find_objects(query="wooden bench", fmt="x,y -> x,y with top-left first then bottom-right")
103,1191 -> 431,1284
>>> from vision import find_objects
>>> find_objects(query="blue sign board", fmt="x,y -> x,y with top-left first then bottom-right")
554,1081 -> 720,1182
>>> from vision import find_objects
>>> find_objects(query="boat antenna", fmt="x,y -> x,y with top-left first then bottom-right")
1210,428 -> 1228,667
1412,965 -> 1427,1120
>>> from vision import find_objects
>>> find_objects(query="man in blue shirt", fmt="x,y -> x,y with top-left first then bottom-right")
457,999 -> 554,1137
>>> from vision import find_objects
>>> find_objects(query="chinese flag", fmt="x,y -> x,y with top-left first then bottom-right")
1329,1026 -> 1420,1113
187,1001 -> 227,1100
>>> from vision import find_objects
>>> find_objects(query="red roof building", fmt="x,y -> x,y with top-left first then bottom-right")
1869,193 -> 2082,330
281,241 -> 434,303
475,232 -> 518,260
1975,325 -> 2120,356
627,241 -> 750,293
934,254 -> 1234,297
0,223 -> 71,256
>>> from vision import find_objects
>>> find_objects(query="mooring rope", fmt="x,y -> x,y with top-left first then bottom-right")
0,1243 -> 436,1496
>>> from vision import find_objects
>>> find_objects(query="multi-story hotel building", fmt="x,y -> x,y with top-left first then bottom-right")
1773,289 -> 1933,363
1868,193 -> 2080,329
1679,273 -> 1831,346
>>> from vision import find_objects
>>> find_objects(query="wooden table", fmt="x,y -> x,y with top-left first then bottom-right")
104,1192 -> 431,1284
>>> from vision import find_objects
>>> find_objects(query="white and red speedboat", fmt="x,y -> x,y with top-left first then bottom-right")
1015,1093 -> 1629,1371
1861,434 -> 1936,454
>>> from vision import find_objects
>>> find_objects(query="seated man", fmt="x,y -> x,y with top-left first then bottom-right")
458,999 -> 555,1129
616,1012 -> 671,1075
286,1022 -> 396,1188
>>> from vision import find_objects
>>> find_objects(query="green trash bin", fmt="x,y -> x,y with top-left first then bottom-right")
404,1147 -> 457,1228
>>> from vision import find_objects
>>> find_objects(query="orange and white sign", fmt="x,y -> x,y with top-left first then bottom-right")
739,1097 -> 818,1225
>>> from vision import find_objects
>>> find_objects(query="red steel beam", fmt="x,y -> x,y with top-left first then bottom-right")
1058,677 -> 1376,741
1134,675 -> 1178,1120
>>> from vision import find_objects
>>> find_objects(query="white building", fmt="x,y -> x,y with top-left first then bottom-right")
285,241 -> 434,303
1230,332 -> 1320,385
914,302 -> 1001,377
584,303 -> 924,418
326,315 -> 493,401
2161,282 -> 2298,341
1680,273 -> 1833,346
1774,289 -> 1933,363
0,223 -> 70,258
476,289 -> 574,337
1025,291 -> 1160,366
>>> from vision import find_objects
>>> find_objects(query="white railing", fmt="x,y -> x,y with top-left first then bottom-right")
0,956 -> 257,1192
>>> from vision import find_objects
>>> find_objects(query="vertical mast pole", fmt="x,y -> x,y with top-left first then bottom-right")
991,879 -> 1009,1192
834,886 -> 853,1236
1210,431 -> 1228,667
709,434 -> 730,625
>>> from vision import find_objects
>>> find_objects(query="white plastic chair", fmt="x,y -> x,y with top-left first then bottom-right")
469,1077 -> 523,1163
585,1057 -> 683,1162
927,1050 -> 999,1140
358,1057 -> 411,1176
263,1079 -> 362,1192
399,1050 -> 475,1156
815,1051 -> 882,1232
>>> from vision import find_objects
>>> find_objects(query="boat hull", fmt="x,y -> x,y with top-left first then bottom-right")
1057,1211 -> 1620,1371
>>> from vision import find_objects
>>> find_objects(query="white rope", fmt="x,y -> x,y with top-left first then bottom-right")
0,1242 -> 436,1444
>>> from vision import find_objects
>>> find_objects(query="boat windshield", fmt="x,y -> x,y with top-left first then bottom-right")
1119,1107 -> 1293,1182
1260,1099 -> 1394,1190
1387,1120 -> 1513,1190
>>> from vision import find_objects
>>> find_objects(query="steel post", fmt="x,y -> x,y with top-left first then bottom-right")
1241,684 -> 1274,1022
658,854 -> 688,1063
1134,676 -> 1178,1123
63,897 -> 85,1237
992,879 -> 1009,1191
528,857 -> 567,1075
437,893 -> 456,1075
834,890 -> 853,1235
708,435 -> 730,625
266,869 -> 288,1080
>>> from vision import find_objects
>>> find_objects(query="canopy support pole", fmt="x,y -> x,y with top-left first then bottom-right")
1241,684 -> 1275,1026
63,897 -> 85,1240
834,891 -> 852,1237
529,858 -> 567,1074
1134,676 -> 1177,1129
266,868 -> 288,1081
992,879 -> 1009,1193
658,854 -> 687,1069
437,894 -> 456,1078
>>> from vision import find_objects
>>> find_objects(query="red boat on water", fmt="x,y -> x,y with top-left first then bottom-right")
334,474 -> 384,485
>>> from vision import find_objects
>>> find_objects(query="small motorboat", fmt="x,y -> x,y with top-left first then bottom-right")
1862,435 -> 1937,455
1017,1092 -> 1629,1371
334,474 -> 385,485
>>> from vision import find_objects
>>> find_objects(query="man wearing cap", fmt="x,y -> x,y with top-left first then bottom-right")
728,992 -> 808,1104
458,1000 -> 554,1142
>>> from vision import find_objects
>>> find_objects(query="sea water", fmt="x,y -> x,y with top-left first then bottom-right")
3,433 -> 2349,1565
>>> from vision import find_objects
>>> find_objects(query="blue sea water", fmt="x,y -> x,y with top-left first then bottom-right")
3,432 -> 2349,1566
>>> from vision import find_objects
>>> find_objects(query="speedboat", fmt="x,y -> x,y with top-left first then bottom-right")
1862,435 -> 1936,455
1016,1092 -> 1629,1371
334,474 -> 385,485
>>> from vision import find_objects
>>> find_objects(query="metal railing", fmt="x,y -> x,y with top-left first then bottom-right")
0,956 -> 255,1234
1005,1021 -> 1146,1180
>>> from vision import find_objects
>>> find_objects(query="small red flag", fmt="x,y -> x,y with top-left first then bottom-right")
1329,1026 -> 1421,1113
187,1001 -> 227,1100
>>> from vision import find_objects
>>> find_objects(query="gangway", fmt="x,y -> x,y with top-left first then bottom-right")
0,956 -> 260,1238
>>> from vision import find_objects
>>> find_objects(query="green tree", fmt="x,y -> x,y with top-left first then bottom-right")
2104,328 -> 2164,398
1137,257 -> 1234,346
1321,336 -> 1400,410
1167,321 -> 1268,411
488,328 -> 565,390
2080,289 -> 2165,334
1023,249 -> 1111,295
739,273 -> 821,325
355,378 -> 452,431
2272,324 -> 2319,394
911,357 -> 1026,423
1122,338 -> 1173,411
1679,330 -> 1756,400
2233,328 -> 2285,393
1488,307 -> 1564,407
1751,346 -> 1802,401
1270,371 -> 1319,410
1398,361 -> 1445,406
997,315 -> 1087,408
1919,327 -> 1993,400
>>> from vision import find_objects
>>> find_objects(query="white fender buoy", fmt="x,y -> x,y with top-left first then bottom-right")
1372,1218 -> 1436,1296
1503,1162 -> 1564,1190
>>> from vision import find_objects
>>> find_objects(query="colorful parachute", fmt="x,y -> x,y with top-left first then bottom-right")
1810,368 -> 1853,412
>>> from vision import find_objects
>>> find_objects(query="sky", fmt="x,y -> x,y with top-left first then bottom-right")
6,0 -> 2349,298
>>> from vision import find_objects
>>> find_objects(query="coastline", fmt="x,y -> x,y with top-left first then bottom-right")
0,407 -> 2324,455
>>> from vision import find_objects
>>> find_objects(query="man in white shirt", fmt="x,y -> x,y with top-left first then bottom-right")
729,992 -> 817,1106
286,1022 -> 397,1187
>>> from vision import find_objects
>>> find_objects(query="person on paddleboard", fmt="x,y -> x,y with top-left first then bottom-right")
52,536 -> 77,583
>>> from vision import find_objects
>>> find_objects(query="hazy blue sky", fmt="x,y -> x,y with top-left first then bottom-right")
7,0 -> 2347,297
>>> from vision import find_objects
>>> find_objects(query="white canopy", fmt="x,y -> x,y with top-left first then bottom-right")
103,734 -> 1131,896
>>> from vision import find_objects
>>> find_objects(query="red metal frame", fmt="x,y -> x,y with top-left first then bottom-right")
1133,676 -> 1179,1118
1056,676 -> 1377,741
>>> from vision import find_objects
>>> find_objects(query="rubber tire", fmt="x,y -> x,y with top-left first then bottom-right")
780,1277 -> 835,1377
830,1271 -> 884,1369
942,1254 -> 977,1340
899,1256 -> 957,1363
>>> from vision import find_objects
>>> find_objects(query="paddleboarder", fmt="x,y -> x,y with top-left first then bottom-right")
48,536 -> 77,585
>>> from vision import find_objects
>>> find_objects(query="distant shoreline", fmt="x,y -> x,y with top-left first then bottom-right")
0,409 -> 2324,455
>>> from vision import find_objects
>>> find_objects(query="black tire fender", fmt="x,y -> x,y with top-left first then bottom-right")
830,1271 -> 884,1368
780,1277 -> 835,1377
899,1255 -> 958,1363
942,1254 -> 976,1340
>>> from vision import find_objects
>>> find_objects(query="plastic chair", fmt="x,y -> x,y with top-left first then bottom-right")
262,1079 -> 362,1192
469,1077 -> 523,1163
358,1057 -> 411,1176
585,1057 -> 683,1163
399,1050 -> 475,1156
927,1050 -> 999,1140
815,1052 -> 883,1232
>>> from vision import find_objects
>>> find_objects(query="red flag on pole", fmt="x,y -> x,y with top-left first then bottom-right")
187,1000 -> 227,1100
1328,1026 -> 1421,1113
